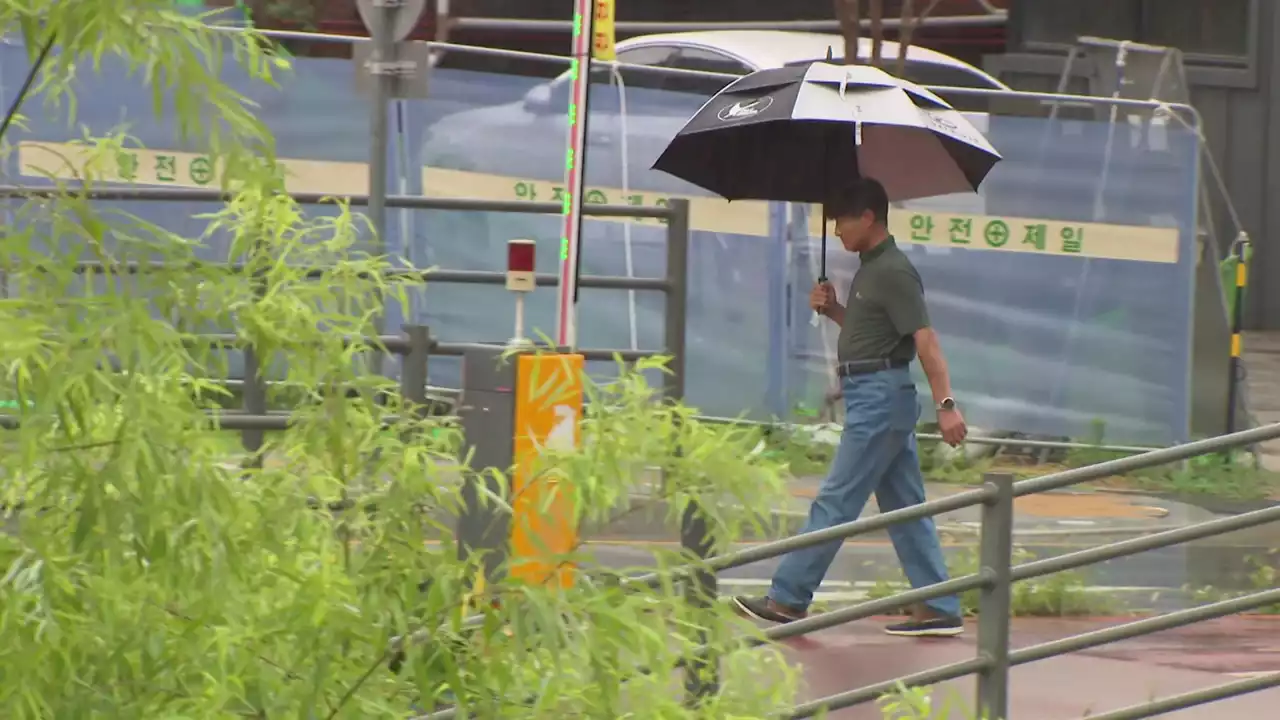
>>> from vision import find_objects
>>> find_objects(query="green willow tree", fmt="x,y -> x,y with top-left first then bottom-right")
0,2 -> 797,717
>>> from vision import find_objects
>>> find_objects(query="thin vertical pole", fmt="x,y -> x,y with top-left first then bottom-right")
663,199 -> 690,404
665,199 -> 716,702
241,343 -> 266,467
1226,234 -> 1249,434
975,472 -> 1015,719
241,237 -> 268,468
367,0 -> 393,376
400,324 -> 430,413
554,0 -> 598,348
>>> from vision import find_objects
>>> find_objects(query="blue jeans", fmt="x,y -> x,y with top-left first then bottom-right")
769,367 -> 960,618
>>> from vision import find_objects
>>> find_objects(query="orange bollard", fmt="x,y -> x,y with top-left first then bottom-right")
509,353 -> 584,588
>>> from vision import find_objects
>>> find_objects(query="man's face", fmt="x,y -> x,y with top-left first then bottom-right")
834,210 -> 874,252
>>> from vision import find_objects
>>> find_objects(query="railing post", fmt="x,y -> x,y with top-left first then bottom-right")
241,341 -> 266,468
975,472 -> 1015,719
663,199 -> 690,405
242,237 -> 268,468
664,199 -> 717,702
399,324 -> 431,414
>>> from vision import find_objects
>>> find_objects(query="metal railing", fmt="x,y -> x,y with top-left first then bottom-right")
0,183 -> 692,432
706,427 -> 1280,719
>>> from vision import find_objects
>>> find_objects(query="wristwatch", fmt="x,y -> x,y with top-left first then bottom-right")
937,397 -> 957,412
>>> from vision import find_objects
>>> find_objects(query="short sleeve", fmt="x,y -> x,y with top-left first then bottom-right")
881,268 -> 930,336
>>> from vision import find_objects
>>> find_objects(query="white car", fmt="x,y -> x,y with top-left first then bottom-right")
422,31 -> 1008,203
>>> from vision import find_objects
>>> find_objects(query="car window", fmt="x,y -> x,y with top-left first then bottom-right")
611,46 -> 681,91
662,47 -> 751,96
616,46 -> 677,67
898,61 -> 999,113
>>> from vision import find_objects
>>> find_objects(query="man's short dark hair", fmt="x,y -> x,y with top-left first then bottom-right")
825,177 -> 889,225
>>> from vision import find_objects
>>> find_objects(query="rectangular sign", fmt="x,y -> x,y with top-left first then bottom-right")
592,0 -> 617,61
807,208 -> 1180,264
351,41 -> 432,100
17,141 -> 370,196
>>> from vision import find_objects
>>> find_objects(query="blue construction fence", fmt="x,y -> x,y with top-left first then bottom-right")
0,37 -> 1199,446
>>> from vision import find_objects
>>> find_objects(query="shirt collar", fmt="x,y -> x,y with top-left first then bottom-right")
860,235 -> 896,263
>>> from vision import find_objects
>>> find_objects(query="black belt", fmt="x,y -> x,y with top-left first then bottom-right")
836,358 -> 910,377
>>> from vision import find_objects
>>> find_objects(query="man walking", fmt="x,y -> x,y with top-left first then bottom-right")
735,178 -> 968,637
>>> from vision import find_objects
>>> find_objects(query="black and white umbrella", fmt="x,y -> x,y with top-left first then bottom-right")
653,62 -> 1002,276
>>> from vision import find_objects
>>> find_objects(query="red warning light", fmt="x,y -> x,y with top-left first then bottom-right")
506,239 -> 537,293
508,239 -> 536,273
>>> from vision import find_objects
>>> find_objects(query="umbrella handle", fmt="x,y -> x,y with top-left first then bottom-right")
813,205 -> 828,324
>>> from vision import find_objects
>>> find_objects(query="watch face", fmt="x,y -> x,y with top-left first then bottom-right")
939,398 -> 956,411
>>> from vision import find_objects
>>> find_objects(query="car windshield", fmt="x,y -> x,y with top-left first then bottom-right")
784,58 -> 999,112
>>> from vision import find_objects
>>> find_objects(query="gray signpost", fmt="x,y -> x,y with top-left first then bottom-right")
356,0 -> 428,376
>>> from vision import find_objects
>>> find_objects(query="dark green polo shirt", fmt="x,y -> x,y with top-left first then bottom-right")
836,237 -> 930,363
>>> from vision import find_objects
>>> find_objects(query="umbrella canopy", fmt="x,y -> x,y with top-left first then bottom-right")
652,62 -> 1002,204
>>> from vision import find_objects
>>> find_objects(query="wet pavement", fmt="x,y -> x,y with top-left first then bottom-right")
780,615 -> 1280,719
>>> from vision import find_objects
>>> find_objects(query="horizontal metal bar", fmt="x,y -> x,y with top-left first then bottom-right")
1082,671 -> 1280,720
1008,588 -> 1280,667
211,411 -> 407,431
188,333 -> 411,354
759,572 -> 989,644
784,657 -> 992,719
0,186 -> 673,219
1011,505 -> 1280,583
0,411 -> 406,432
1075,35 -> 1175,55
220,377 -> 458,400
450,14 -> 1008,33
208,413 -> 293,431
392,268 -> 670,292
691,415 -> 1157,455
56,263 -> 670,293
1013,422 -> 1280,497
917,432 -> 1155,454
429,341 -> 655,362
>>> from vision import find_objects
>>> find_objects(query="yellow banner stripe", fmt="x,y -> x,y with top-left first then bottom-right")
14,141 -> 1183,266
1237,262 -> 1248,287
1231,333 -> 1242,358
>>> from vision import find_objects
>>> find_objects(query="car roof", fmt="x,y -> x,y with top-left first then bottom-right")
617,30 -> 1007,88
